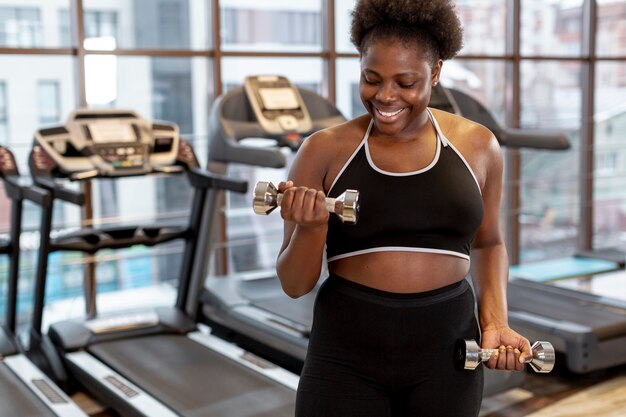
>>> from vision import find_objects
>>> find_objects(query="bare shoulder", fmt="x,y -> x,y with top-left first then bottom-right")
289,115 -> 370,189
430,108 -> 500,156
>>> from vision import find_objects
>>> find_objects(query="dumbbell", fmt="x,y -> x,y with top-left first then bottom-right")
455,339 -> 555,373
252,181 -> 360,224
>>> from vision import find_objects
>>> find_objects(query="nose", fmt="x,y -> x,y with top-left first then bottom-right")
375,82 -> 395,103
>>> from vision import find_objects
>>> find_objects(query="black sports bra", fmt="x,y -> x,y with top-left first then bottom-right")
326,109 -> 484,262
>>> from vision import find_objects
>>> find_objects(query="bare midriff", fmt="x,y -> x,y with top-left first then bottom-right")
328,251 -> 470,293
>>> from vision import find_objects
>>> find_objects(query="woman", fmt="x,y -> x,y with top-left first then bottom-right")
276,0 -> 532,415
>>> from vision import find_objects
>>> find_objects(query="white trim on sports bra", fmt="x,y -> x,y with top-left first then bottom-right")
327,247 -> 470,263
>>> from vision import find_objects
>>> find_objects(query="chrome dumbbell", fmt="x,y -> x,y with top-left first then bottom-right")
252,181 -> 360,224
455,339 -> 555,373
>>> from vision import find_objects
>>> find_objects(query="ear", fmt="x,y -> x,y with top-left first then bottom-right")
431,59 -> 443,86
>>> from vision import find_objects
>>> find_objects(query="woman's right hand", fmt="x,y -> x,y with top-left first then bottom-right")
277,180 -> 330,227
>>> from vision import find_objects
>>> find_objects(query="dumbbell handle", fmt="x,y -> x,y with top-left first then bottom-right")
275,193 -> 342,215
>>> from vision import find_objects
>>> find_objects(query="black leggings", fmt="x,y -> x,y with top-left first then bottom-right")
296,274 -> 483,417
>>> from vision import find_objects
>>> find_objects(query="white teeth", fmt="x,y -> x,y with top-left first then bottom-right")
377,108 -> 403,117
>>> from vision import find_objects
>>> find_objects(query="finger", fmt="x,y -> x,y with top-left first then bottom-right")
279,187 -> 297,220
513,348 -> 525,371
314,190 -> 329,218
496,345 -> 507,369
302,189 -> 318,222
518,339 -> 533,365
505,346 -> 516,370
277,180 -> 293,193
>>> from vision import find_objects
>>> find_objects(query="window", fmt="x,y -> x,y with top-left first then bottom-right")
38,81 -> 61,126
220,1 -> 322,52
0,7 -> 42,47
0,82 -> 7,145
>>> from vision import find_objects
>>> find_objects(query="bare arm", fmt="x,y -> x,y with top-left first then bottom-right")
276,132 -> 332,298
470,129 -> 533,370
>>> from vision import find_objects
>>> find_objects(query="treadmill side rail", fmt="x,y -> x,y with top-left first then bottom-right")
66,352 -> 179,417
188,330 -> 299,391
4,354 -> 88,417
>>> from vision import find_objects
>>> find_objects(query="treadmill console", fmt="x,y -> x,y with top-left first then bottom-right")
244,75 -> 313,137
33,109 -> 180,179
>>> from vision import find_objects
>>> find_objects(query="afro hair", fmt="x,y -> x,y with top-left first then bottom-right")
350,0 -> 464,63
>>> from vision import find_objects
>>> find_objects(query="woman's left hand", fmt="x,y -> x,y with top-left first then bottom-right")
481,326 -> 533,371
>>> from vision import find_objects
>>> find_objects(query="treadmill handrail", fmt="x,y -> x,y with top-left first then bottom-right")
497,128 -> 571,150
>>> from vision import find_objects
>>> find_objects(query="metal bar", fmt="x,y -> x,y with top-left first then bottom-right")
579,0 -> 597,251
0,48 -> 76,55
324,0 -> 337,102
503,0 -> 521,265
32,199 -> 54,334
6,198 -> 23,333
211,0 -> 223,97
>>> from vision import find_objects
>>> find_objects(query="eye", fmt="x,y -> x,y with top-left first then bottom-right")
399,82 -> 416,89
363,77 -> 379,85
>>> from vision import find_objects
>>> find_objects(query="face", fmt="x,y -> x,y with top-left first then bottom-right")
360,38 -> 442,138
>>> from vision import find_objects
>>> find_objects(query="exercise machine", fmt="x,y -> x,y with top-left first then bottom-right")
27,109 -> 297,416
0,146 -> 87,416
196,76 -> 567,395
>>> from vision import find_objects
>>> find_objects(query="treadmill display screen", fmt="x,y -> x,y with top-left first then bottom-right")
89,121 -> 137,144
258,88 -> 299,110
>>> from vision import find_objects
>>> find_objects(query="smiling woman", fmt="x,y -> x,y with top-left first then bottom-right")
274,0 -> 535,416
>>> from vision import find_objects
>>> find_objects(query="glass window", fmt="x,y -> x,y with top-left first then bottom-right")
221,57 -> 323,94
38,81 -> 61,126
335,0 -> 357,54
521,0 -> 584,56
0,6 -> 42,47
82,0 -> 210,50
597,0 -> 626,56
441,59 -> 507,125
0,56 -> 75,160
220,0 -> 322,52
519,60 -> 582,262
85,56 -> 209,137
455,0 -> 507,55
0,1 -> 72,48
336,58 -> 365,119
593,61 -> 626,249
0,81 -> 7,145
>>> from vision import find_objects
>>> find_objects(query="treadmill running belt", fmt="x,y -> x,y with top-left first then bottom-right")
509,279 -> 626,340
88,334 -> 295,417
0,364 -> 57,417
253,292 -> 317,331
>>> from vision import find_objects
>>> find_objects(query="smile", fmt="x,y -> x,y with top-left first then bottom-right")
375,107 -> 405,119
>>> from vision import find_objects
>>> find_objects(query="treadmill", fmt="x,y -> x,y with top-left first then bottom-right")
27,109 -> 297,417
197,76 -> 569,395
0,146 -> 87,417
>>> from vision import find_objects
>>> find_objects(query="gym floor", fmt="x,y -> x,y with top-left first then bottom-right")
72,361 -> 626,417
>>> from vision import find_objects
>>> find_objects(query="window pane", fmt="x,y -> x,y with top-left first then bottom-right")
221,57 -> 323,94
441,59 -> 507,125
336,58 -> 365,119
85,56 -> 209,137
520,60 -> 582,262
0,1 -> 72,48
335,0 -> 357,54
521,0 -> 584,56
0,56 -> 75,166
456,0 -> 507,55
597,0 -> 626,56
220,0 -> 322,52
594,61 -> 626,249
82,0 -> 210,50
37,81 -> 61,125
0,82 -> 7,144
